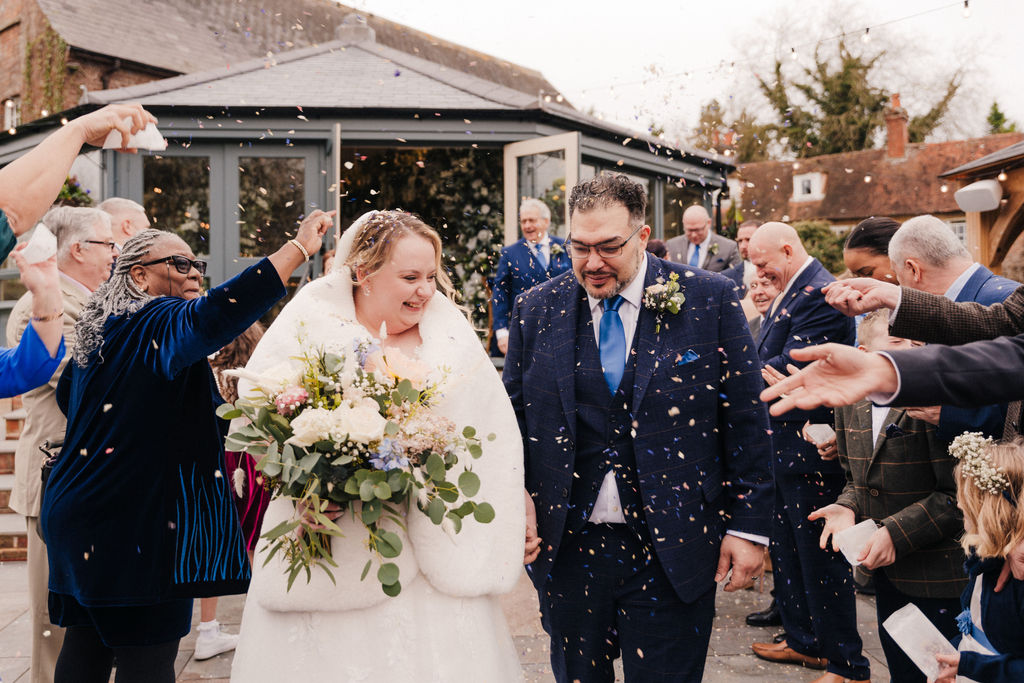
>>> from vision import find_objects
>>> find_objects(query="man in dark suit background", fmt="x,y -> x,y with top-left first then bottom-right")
503,174 -> 773,682
747,222 -> 870,683
490,197 -> 571,354
886,214 -> 1019,440
665,204 -> 741,273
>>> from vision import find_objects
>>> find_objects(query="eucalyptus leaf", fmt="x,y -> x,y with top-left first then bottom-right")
458,471 -> 481,497
382,580 -> 402,597
425,453 -> 445,481
377,562 -> 400,586
263,519 -> 300,542
462,425 -> 476,438
473,502 -> 496,523
378,530 -> 403,558
361,499 -> 382,525
373,482 -> 392,500
427,497 -> 445,525
359,479 -> 376,502
360,558 -> 372,581
216,403 -> 242,420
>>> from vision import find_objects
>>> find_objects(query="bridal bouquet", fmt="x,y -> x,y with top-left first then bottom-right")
217,338 -> 495,596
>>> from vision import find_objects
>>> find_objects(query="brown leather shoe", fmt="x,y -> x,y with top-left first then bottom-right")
810,673 -> 870,683
750,640 -> 827,669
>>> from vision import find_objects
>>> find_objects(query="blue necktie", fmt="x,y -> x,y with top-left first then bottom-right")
689,243 -> 701,267
536,246 -> 549,270
599,296 -> 626,393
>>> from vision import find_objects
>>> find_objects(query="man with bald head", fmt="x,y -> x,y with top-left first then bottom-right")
747,222 -> 868,683
98,197 -> 151,249
665,204 -> 741,272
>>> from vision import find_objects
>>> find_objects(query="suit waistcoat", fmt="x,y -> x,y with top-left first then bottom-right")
569,300 -> 644,534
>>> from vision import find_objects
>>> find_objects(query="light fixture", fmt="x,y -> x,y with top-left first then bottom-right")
790,47 -> 797,60
861,28 -> 871,43
998,170 -> 1008,182
963,0 -> 971,18
728,62 -> 735,74
864,174 -> 872,183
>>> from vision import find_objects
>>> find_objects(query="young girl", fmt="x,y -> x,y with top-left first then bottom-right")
935,434 -> 1024,683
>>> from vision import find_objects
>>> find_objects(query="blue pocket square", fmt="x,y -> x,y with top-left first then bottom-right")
677,349 -> 700,366
884,423 -> 904,438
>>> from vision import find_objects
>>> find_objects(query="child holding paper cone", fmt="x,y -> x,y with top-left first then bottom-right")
934,435 -> 1024,683
808,310 -> 967,683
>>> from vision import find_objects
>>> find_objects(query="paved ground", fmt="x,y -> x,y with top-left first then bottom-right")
0,562 -> 889,682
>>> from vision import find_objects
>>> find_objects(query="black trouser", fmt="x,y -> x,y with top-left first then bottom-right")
54,625 -> 179,683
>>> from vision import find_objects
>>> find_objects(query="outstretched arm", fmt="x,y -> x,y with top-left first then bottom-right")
0,104 -> 155,234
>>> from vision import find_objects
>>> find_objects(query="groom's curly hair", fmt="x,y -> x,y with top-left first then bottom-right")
568,174 -> 647,228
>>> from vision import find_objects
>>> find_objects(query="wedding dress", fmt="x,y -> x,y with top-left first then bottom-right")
230,213 -> 525,682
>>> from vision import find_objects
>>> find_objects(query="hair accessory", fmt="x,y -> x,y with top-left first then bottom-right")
949,431 -> 1012,497
288,238 -> 310,261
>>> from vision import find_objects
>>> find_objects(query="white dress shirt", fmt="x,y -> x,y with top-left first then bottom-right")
870,404 -> 891,449
585,254 -> 768,546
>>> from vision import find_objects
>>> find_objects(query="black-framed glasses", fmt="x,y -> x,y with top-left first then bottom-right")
81,240 -> 117,252
566,224 -> 644,259
139,255 -> 208,276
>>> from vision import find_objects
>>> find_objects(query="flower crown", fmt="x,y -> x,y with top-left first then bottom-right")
949,431 -> 1012,497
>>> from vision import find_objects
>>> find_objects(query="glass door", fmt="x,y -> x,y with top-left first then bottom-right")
502,132 -> 580,244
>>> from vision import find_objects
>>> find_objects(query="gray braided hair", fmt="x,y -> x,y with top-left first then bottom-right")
73,229 -> 177,366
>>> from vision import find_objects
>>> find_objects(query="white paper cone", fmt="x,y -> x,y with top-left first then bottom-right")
102,121 -> 167,151
21,224 -> 57,264
835,519 -> 877,566
882,603 -> 957,681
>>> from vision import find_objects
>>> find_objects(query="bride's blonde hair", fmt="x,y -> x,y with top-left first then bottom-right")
344,210 -> 460,305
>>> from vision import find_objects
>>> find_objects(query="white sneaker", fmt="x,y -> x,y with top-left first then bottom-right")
194,620 -> 239,660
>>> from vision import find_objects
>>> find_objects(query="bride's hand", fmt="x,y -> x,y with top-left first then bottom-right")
524,489 -> 541,565
296,499 -> 344,532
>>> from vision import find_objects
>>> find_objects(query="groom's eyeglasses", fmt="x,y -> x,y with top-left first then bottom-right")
566,224 -> 644,259
139,255 -> 208,276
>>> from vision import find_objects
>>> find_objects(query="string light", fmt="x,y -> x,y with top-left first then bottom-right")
998,170 -> 1008,182
728,62 -> 735,74
790,47 -> 798,60
963,0 -> 970,17
861,27 -> 871,43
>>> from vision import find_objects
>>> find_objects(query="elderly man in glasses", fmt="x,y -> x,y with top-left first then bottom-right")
5,205 -> 115,683
504,174 -> 772,682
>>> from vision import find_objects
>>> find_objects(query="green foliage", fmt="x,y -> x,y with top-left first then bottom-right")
757,39 -> 959,157
56,176 -> 92,207
988,101 -> 1018,134
794,220 -> 846,275
23,26 -> 68,120
689,99 -> 773,163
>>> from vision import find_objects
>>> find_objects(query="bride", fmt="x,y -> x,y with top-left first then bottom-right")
230,210 -> 526,682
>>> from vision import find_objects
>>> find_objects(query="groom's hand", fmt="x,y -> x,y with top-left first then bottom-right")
715,535 -> 763,592
524,489 -> 541,565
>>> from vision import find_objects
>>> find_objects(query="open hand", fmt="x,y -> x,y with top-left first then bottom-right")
715,535 -> 763,592
858,526 -> 896,570
524,489 -> 541,565
808,504 -> 855,552
822,278 -> 901,316
760,344 -> 898,416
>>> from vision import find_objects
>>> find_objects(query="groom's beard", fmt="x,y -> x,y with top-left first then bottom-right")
578,250 -> 643,300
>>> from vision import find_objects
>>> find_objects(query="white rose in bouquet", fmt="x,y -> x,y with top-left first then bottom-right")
334,398 -> 387,444
286,407 -> 336,447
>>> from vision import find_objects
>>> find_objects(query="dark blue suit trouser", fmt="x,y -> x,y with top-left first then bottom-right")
771,470 -> 871,680
537,524 -> 715,683
873,569 -> 961,683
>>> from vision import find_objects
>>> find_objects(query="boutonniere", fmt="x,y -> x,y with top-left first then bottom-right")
549,242 -> 563,256
643,271 -> 685,333
708,242 -> 719,256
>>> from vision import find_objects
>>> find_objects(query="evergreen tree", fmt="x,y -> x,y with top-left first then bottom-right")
987,101 -> 1017,134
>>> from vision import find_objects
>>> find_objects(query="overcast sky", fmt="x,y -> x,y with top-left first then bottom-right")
345,0 -> 1024,148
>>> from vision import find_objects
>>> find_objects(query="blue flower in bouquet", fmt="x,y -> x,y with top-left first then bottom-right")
369,439 -> 409,472
355,339 -> 381,367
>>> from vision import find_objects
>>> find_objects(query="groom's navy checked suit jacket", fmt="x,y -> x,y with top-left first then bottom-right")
503,256 -> 773,604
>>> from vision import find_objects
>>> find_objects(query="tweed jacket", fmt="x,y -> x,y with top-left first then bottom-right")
891,282 -> 1024,345
834,400 -> 966,598
503,256 -> 773,603
5,276 -> 89,517
665,233 -> 741,273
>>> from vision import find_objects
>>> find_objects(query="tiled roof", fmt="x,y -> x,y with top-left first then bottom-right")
941,140 -> 1024,179
735,133 -> 1024,223
83,39 -> 530,110
37,0 -> 564,101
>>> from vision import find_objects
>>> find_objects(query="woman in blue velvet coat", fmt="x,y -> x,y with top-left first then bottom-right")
41,212 -> 332,683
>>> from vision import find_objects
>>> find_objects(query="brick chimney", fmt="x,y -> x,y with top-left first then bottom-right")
884,93 -> 909,159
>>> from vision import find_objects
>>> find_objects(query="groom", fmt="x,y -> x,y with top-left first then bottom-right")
503,174 -> 773,682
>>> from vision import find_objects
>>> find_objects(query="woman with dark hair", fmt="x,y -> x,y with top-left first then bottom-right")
41,211 -> 332,683
646,238 -> 667,259
844,216 -> 900,283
